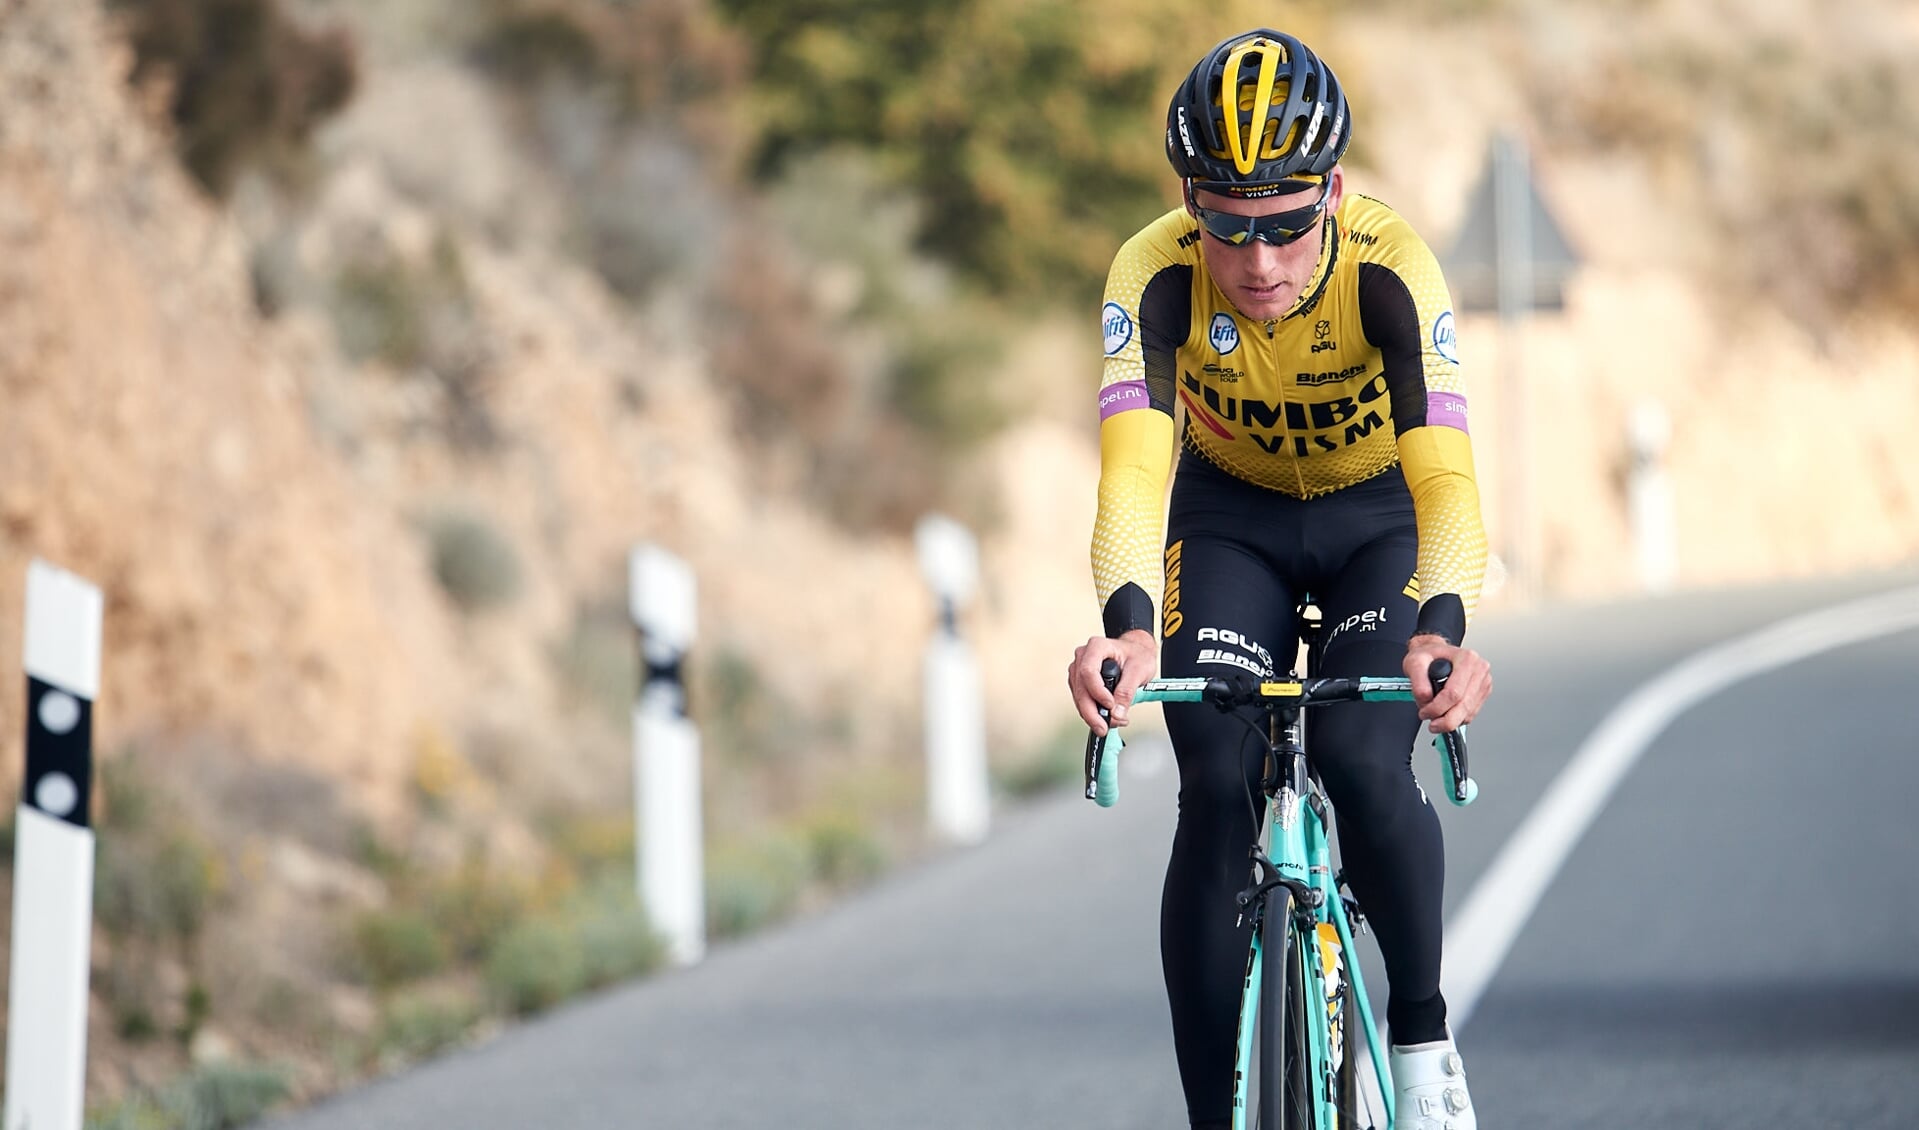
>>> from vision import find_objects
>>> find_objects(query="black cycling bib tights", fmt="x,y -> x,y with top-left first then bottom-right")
1156,448 -> 1449,1130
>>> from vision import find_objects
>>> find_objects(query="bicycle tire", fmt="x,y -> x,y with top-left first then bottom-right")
1256,889 -> 1313,1130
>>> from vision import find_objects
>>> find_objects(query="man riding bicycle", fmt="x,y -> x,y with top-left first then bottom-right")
1066,29 -> 1494,1130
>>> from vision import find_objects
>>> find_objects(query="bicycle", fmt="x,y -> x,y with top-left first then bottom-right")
1083,605 -> 1476,1130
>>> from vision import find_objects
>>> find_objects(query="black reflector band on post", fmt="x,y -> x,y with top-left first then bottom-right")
24,676 -> 93,829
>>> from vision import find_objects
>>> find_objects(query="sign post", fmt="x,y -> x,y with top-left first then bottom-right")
916,514 -> 988,846
6,560 -> 104,1130
1444,133 -> 1581,598
629,544 -> 704,966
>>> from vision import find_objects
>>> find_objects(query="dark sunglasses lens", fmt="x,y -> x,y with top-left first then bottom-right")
1196,201 -> 1321,247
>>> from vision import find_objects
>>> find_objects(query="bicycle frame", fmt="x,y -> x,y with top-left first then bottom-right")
1089,656 -> 1472,1129
1228,741 -> 1393,1130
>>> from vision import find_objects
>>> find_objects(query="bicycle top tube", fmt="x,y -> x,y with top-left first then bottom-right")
1127,674 -> 1416,708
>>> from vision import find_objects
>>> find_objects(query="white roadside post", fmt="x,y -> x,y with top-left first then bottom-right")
1628,399 -> 1677,593
6,560 -> 104,1130
916,514 -> 989,846
629,544 -> 704,966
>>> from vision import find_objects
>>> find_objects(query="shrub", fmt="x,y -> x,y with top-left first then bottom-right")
115,0 -> 358,197
87,1062 -> 292,1130
420,508 -> 523,613
704,835 -> 808,939
484,919 -> 587,1016
351,909 -> 451,992
574,892 -> 667,988
996,719 -> 1086,798
801,812 -> 886,890
372,989 -> 484,1068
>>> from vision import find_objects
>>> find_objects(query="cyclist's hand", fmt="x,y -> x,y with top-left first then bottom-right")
1070,630 -> 1158,735
1404,637 -> 1492,733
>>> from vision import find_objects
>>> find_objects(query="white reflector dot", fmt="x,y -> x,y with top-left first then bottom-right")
38,690 -> 81,735
35,772 -> 79,818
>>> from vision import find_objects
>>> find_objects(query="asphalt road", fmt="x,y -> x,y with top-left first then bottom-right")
261,568 -> 1919,1130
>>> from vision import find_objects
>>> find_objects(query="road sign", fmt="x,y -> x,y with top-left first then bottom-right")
1444,134 -> 1580,313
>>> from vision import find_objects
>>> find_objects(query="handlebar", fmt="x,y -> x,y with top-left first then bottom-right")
1085,659 -> 1475,807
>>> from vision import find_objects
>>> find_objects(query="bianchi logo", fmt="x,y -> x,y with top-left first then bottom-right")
1103,302 -> 1134,356
1432,310 -> 1459,364
1208,312 -> 1240,355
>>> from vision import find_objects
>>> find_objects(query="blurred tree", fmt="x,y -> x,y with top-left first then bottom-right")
718,0 -> 1330,299
115,0 -> 359,197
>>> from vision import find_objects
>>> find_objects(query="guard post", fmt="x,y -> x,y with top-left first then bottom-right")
915,514 -> 988,846
629,544 -> 704,966
5,560 -> 104,1130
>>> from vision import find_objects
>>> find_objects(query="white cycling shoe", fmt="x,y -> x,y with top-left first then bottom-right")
1389,1030 -> 1476,1130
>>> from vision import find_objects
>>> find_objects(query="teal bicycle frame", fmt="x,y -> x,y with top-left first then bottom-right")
1089,673 -> 1473,1130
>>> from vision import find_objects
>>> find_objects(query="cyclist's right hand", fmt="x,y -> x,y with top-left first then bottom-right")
1069,629 -> 1159,735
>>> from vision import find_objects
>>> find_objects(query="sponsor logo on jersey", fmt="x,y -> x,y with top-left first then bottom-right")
1311,319 -> 1337,354
1182,368 -> 1392,455
1162,540 -> 1184,638
1102,302 -> 1134,356
1327,605 -> 1388,644
1208,312 -> 1240,356
1296,362 -> 1369,387
1098,380 -> 1150,420
1201,363 -> 1242,384
1195,626 -> 1274,673
1426,391 -> 1469,433
1432,310 -> 1459,364
1346,229 -> 1379,248
1197,648 -> 1268,676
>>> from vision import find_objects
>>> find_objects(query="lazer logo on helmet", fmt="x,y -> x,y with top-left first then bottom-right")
1177,107 -> 1195,158
1208,312 -> 1240,355
1102,302 -> 1134,356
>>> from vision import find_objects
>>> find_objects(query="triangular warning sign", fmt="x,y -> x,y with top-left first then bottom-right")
1443,135 -> 1580,313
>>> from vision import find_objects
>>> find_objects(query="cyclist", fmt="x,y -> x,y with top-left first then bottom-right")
1067,29 -> 1493,1130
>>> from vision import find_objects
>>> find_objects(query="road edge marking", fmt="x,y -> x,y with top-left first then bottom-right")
1444,584 -> 1919,1027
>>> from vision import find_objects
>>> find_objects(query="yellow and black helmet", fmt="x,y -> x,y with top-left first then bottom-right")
1165,30 -> 1350,195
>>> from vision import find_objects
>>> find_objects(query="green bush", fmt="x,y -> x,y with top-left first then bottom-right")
575,896 -> 667,988
351,909 -> 451,991
704,835 -> 808,939
996,718 -> 1086,798
484,919 -> 587,1016
87,1062 -> 292,1130
420,508 -> 523,614
801,812 -> 886,890
372,989 -> 483,1067
420,865 -> 533,963
115,0 -> 358,197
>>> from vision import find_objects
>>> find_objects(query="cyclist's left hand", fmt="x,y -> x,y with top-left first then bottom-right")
1404,637 -> 1492,733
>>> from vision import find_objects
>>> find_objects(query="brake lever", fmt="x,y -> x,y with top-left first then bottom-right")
1427,658 -> 1477,806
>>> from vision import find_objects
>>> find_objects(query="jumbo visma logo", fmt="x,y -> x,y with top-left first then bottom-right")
1102,302 -> 1134,357
1208,312 -> 1240,355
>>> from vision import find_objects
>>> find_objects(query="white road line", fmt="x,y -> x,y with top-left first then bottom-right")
1444,584 -> 1919,1028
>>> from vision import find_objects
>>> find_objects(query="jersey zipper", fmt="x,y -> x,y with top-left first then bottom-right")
1265,318 -> 1309,496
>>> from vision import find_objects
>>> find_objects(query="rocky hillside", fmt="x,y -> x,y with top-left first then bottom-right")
1,0 -> 1916,1118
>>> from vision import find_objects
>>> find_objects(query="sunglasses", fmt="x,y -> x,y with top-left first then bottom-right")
1187,179 -> 1331,247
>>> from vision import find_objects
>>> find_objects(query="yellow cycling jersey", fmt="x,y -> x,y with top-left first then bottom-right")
1093,192 -> 1488,641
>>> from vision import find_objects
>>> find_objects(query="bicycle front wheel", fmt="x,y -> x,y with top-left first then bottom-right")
1256,889 -> 1313,1129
